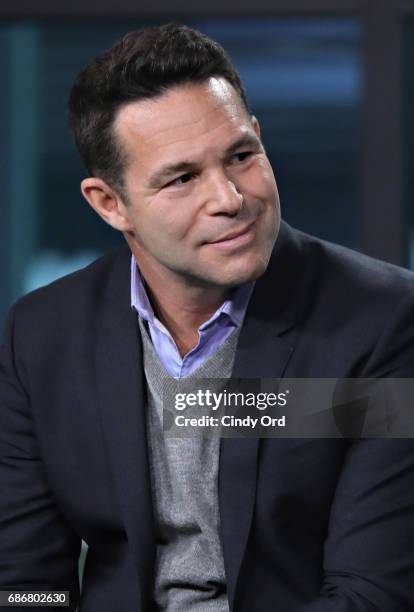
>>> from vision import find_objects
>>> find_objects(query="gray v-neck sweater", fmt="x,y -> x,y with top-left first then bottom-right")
139,318 -> 240,611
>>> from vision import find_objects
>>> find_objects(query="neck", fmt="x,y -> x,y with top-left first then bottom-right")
146,284 -> 228,357
130,248 -> 230,357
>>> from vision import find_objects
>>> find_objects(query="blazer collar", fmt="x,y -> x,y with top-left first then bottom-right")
220,221 -> 304,610
94,245 -> 156,606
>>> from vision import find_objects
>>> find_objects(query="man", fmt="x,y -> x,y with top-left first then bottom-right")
1,23 -> 414,612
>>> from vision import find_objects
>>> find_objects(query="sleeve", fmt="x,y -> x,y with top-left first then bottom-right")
0,305 -> 81,611
296,438 -> 414,612
296,289 -> 414,611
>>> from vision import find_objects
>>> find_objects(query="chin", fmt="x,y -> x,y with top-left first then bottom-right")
210,256 -> 270,287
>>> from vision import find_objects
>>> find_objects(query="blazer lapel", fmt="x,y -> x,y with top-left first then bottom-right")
219,222 -> 303,611
94,248 -> 155,604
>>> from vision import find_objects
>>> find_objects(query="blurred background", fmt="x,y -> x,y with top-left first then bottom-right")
0,0 -> 413,334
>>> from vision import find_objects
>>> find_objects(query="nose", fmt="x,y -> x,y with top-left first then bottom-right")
204,171 -> 243,216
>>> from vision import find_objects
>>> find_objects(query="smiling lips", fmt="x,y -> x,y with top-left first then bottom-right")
208,220 -> 256,245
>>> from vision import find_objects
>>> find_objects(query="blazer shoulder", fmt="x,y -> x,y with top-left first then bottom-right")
294,226 -> 414,301
274,225 -> 414,375
10,244 -> 131,329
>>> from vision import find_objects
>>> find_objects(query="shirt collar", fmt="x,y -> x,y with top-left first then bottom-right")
130,254 -> 254,331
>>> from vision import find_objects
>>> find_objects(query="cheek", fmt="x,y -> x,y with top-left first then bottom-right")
239,158 -> 278,204
155,197 -> 199,242
256,159 -> 278,197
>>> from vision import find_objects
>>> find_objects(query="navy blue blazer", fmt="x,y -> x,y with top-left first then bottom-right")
1,222 -> 414,611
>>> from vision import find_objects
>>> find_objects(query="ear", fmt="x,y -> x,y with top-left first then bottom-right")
81,177 -> 133,232
251,115 -> 261,138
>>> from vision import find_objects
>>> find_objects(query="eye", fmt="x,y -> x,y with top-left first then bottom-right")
232,151 -> 253,163
166,173 -> 195,188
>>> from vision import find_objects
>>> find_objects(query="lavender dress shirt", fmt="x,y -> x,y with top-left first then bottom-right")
130,255 -> 254,379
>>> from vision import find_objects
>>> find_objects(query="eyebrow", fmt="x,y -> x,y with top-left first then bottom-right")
147,133 -> 261,188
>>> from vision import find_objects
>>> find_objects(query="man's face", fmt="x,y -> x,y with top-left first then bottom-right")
115,77 -> 280,290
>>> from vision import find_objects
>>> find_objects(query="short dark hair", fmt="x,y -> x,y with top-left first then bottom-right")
68,23 -> 249,200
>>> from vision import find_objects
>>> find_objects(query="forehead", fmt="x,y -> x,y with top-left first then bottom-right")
113,78 -> 253,168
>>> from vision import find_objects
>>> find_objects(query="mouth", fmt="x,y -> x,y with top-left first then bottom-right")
208,221 -> 256,247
